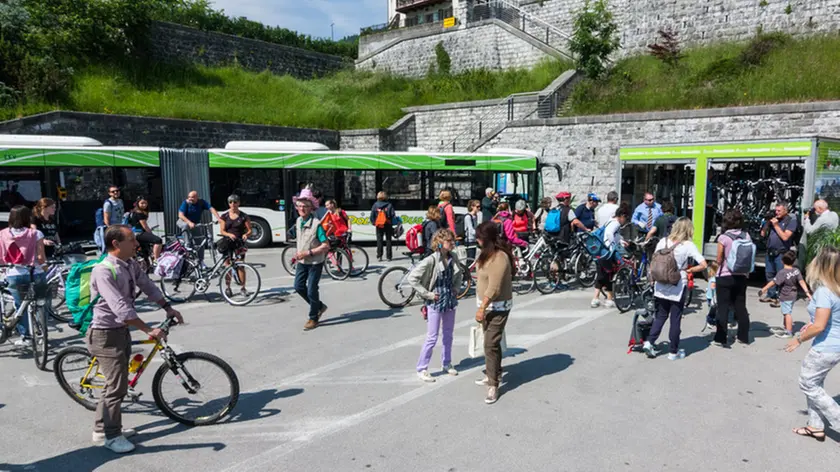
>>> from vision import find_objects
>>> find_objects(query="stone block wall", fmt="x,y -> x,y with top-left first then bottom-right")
0,111 -> 340,149
356,20 -> 557,78
522,0 -> 840,58
148,21 -> 347,79
404,95 -> 539,150
478,101 -> 840,199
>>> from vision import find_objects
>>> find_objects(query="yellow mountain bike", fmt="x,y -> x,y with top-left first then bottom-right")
53,318 -> 239,426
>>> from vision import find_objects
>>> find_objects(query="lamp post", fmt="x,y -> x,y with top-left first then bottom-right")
331,22 -> 335,40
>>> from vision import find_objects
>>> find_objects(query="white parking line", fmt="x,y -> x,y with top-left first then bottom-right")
220,302 -> 611,471
241,291 -> 570,394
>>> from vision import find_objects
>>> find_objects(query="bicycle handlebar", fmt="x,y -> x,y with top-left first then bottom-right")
158,316 -> 179,334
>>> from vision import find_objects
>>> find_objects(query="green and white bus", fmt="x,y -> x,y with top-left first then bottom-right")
0,136 -> 561,246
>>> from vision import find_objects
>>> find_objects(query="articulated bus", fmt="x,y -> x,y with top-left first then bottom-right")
0,136 -> 561,247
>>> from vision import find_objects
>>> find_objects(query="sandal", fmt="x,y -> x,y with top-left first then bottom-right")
793,427 -> 826,442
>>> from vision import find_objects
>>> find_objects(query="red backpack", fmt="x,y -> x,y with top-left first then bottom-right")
404,224 -> 423,253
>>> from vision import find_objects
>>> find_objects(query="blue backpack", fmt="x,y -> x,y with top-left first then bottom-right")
544,208 -> 562,233
94,199 -> 108,227
583,220 -> 618,260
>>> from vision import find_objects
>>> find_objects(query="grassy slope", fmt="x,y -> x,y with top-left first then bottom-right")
1,60 -> 571,129
567,34 -> 840,116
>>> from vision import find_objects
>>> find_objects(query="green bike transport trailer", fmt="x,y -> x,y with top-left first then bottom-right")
618,137 -> 840,263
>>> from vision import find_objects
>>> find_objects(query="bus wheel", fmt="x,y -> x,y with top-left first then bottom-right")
247,218 -> 271,248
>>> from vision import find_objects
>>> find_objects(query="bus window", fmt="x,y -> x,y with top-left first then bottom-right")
119,168 -> 163,209
381,170 -> 428,211
432,170 -> 493,206
0,169 -> 43,211
294,170 -> 336,202
342,170 -> 376,211
209,169 -> 283,209
53,167 -> 115,236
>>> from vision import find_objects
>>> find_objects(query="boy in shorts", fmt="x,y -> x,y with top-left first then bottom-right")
758,250 -> 812,338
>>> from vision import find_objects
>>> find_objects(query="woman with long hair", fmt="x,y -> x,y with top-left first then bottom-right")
1,206 -> 47,346
785,246 -> 840,442
31,198 -> 60,258
407,229 -> 463,382
438,189 -> 456,232
474,221 -> 514,404
713,209 -> 752,347
422,205 -> 442,257
126,196 -> 163,262
642,217 -> 707,360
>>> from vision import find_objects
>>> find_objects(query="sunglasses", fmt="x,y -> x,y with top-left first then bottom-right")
109,189 -> 120,193
644,198 -> 654,202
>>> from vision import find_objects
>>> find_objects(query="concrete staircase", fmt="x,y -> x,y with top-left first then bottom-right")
440,69 -> 581,152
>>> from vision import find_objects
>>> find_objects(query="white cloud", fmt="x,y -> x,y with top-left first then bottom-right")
210,0 -> 388,39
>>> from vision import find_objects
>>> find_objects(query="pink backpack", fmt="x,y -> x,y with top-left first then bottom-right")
0,228 -> 39,265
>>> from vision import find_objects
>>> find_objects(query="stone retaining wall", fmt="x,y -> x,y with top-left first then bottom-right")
149,21 -> 347,79
0,111 -> 340,149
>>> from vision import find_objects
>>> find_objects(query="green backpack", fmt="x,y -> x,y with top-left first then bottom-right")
66,255 -> 116,335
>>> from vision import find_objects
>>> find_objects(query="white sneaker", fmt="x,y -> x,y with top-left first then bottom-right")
442,364 -> 458,376
475,376 -> 490,386
103,435 -> 135,453
667,349 -> 686,361
642,341 -> 659,359
93,428 -> 136,444
604,300 -> 616,308
13,337 -> 28,348
590,299 -> 601,308
417,370 -> 435,383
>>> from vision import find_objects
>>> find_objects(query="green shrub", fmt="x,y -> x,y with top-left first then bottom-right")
568,0 -> 620,79
434,42 -> 452,75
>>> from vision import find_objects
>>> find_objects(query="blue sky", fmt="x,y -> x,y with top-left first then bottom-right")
211,0 -> 388,39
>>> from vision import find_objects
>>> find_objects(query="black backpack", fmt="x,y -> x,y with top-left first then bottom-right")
453,214 -> 467,239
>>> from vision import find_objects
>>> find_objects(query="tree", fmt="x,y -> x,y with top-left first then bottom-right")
647,27 -> 683,67
568,0 -> 620,79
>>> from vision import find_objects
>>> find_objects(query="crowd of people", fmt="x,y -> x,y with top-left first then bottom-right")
4,181 -> 840,450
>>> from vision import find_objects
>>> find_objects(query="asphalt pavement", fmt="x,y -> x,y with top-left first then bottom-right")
0,247 -> 838,472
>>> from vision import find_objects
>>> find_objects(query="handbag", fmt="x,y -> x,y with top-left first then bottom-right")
468,322 -> 508,358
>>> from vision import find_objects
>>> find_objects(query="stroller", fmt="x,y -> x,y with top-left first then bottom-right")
627,285 -> 656,354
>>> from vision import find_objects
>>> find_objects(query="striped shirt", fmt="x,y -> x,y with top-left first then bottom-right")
429,258 -> 457,311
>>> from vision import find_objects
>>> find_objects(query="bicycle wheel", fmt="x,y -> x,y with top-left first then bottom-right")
574,253 -> 597,288
152,351 -> 240,426
513,262 -> 536,295
281,246 -> 297,276
684,286 -> 694,310
219,262 -> 261,306
48,268 -> 72,322
534,257 -> 559,295
455,263 -> 472,299
54,346 -> 103,411
324,248 -> 352,281
160,259 -> 200,303
613,267 -> 635,313
348,244 -> 370,277
30,306 -> 49,371
377,266 -> 415,308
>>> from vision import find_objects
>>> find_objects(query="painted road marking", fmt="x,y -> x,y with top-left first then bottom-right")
220,305 -> 610,471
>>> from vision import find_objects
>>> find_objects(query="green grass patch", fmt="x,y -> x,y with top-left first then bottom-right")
1,59 -> 571,129
568,33 -> 840,116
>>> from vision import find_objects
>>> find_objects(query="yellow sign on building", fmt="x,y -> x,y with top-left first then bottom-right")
443,17 -> 455,28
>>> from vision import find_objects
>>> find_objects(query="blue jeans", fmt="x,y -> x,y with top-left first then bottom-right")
294,263 -> 324,321
7,273 -> 48,337
765,253 -> 784,299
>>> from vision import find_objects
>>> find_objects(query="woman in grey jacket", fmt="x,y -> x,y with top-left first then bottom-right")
407,229 -> 463,382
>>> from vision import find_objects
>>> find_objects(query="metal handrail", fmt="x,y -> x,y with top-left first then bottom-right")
494,0 -> 571,42
442,92 -> 539,152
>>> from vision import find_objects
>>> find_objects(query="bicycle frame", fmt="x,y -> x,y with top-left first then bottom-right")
80,338 -> 163,392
